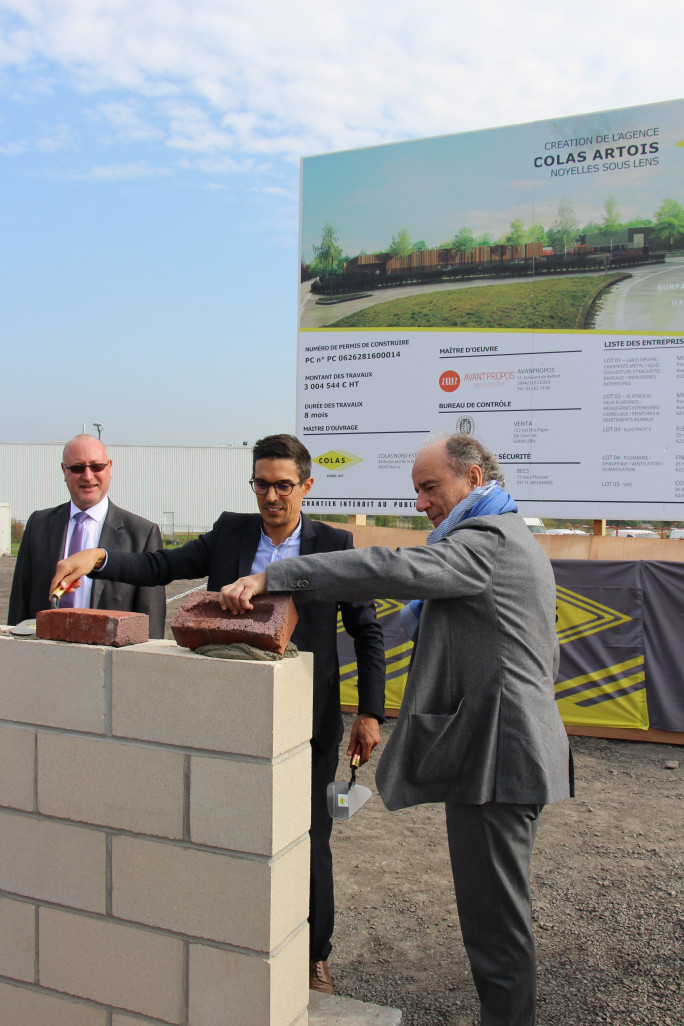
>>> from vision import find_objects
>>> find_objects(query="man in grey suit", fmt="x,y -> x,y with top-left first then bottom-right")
220,433 -> 573,1026
8,434 -> 165,638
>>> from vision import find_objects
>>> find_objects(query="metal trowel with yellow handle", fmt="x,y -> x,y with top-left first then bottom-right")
326,743 -> 372,821
50,583 -> 77,608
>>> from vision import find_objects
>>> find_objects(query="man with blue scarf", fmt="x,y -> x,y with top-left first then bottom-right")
399,448 -> 518,641
221,434 -> 573,1026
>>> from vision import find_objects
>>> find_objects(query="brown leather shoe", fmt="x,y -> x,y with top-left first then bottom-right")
309,959 -> 334,994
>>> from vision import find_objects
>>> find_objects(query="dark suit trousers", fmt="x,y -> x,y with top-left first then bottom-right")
310,741 -> 339,961
445,801 -> 542,1026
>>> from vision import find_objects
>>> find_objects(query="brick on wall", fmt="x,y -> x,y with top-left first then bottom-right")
39,907 -> 185,1024
0,723 -> 35,810
188,927 -> 309,1026
0,636 -> 107,733
190,744 -> 311,855
111,644 -> 313,757
112,833 -> 310,951
37,733 -> 184,837
0,983 -> 107,1026
0,811 -> 106,913
0,894 -> 35,982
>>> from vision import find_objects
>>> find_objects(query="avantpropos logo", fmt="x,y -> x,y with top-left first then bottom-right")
439,370 -> 460,392
313,449 -> 363,470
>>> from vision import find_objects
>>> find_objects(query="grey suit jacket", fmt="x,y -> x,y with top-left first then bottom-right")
267,512 -> 572,811
8,501 -> 166,638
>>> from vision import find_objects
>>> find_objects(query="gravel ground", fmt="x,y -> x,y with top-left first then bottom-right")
2,556 -> 682,1024
330,716 -> 684,1026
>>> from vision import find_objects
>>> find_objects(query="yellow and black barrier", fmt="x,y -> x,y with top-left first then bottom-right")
337,560 -> 684,736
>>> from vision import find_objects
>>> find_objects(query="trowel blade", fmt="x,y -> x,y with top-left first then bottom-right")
10,619 -> 37,636
347,783 -> 372,816
327,780 -> 351,819
326,780 -> 372,820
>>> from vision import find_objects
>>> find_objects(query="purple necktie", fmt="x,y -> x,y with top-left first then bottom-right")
59,511 -> 90,608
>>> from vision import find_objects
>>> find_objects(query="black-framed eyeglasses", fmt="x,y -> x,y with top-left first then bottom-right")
249,478 -> 303,496
63,462 -> 109,474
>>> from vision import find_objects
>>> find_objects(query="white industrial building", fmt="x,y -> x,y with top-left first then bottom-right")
0,443 -> 259,534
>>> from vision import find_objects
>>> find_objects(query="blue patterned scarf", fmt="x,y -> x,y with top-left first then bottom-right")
400,481 -> 518,640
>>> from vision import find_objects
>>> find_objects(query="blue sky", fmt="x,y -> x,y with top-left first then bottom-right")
2,0 -> 683,445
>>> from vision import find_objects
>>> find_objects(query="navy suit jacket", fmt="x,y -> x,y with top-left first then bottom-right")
96,513 -> 387,749
8,501 -> 166,639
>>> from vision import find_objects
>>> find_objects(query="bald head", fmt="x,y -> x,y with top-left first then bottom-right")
411,439 -> 482,529
61,435 -> 112,510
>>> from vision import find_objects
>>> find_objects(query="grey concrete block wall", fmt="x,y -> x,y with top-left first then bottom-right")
0,634 -> 314,1026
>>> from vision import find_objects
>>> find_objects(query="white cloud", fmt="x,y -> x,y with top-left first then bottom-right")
163,100 -> 236,153
35,118 -> 72,150
87,160 -> 171,180
1,0 -> 683,178
0,138 -> 27,154
175,153 -> 254,174
99,100 -> 164,142
261,185 -> 293,198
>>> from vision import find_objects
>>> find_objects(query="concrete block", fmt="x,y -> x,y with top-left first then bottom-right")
112,833 -> 309,951
112,646 -> 313,758
0,810 -> 105,913
189,926 -> 309,1026
0,723 -> 35,810
309,992 -> 403,1025
171,591 -> 298,655
0,637 -> 107,733
113,1016 -> 171,1025
0,894 -> 35,981
40,906 -> 184,1023
38,733 -> 184,837
0,982 -> 107,1025
37,608 -> 149,647
190,745 -> 311,855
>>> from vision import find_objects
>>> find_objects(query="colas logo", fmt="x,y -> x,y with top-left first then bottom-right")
439,370 -> 460,393
313,450 -> 363,470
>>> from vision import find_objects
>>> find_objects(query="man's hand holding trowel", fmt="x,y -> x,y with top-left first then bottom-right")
49,548 -> 107,603
346,711 -> 380,765
328,735 -> 376,821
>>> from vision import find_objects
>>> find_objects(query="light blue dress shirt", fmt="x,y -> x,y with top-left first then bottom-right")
250,517 -> 303,573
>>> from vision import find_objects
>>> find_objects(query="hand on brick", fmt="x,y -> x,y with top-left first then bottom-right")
49,548 -> 107,601
220,572 -> 267,613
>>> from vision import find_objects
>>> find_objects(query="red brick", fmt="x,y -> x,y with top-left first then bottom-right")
36,609 -> 149,647
171,592 -> 298,655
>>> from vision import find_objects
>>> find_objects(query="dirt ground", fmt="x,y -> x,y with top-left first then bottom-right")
2,555 -> 683,1025
330,725 -> 684,1026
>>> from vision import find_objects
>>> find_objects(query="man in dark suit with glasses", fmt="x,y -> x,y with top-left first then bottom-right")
50,432 -> 386,995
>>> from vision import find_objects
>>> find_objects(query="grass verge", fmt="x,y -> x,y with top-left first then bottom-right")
331,274 -> 623,330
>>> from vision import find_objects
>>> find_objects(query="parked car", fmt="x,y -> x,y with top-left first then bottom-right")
669,528 -> 684,539
614,529 -> 659,538
523,517 -> 547,534
546,528 -> 588,535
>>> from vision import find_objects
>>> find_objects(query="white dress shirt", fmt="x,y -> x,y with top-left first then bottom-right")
63,496 -> 109,609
